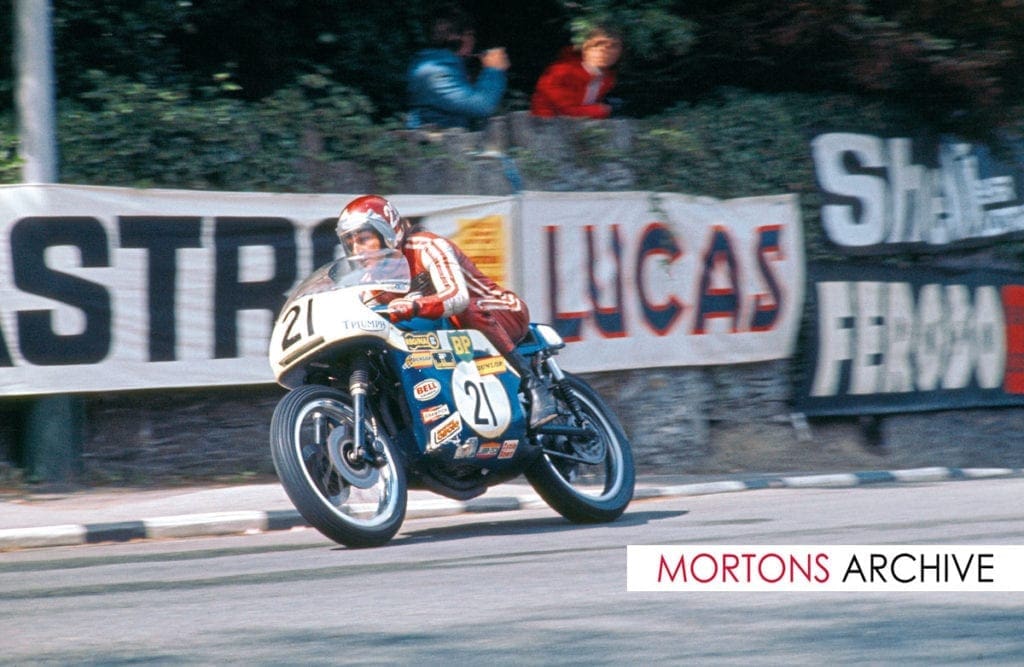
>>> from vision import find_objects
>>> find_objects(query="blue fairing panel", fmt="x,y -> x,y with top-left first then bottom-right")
388,327 -> 528,470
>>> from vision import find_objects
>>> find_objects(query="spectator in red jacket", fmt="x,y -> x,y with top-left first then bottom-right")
530,26 -> 623,119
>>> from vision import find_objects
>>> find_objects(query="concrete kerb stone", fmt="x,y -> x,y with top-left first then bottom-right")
0,525 -> 87,551
143,511 -> 274,539
1,467 -> 1022,552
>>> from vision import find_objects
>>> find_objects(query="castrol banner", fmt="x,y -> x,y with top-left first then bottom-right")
518,191 -> 805,373
0,184 -> 514,396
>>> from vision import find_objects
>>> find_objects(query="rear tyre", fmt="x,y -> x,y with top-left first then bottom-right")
270,384 -> 407,548
525,373 -> 634,522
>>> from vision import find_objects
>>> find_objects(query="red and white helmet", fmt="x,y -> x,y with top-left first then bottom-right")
336,195 -> 405,252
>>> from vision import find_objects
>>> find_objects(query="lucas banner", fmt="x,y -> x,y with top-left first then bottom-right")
518,191 -> 805,373
795,261 -> 1024,416
0,184 -> 514,396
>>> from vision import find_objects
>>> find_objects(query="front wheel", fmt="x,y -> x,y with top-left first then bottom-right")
525,372 -> 635,523
270,384 -> 407,548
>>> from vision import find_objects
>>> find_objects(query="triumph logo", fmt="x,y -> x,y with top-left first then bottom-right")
343,320 -> 386,331
413,378 -> 442,401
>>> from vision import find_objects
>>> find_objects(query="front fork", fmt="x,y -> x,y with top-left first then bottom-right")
535,355 -> 592,434
346,357 -> 386,469
531,354 -> 605,465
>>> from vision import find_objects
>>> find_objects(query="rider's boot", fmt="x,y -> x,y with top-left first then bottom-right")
507,350 -> 558,428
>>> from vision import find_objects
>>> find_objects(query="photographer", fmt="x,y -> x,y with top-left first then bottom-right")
406,6 -> 510,130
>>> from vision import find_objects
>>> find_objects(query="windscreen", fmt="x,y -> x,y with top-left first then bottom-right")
282,249 -> 411,312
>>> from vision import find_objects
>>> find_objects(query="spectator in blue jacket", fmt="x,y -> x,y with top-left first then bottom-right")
406,7 -> 510,130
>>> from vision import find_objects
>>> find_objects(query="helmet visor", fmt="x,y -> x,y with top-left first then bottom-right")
340,225 -> 386,257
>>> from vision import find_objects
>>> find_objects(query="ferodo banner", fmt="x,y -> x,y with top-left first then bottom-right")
518,191 -> 805,372
795,262 -> 1024,416
0,184 -> 514,396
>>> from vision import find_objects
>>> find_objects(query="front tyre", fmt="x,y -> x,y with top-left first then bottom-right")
525,373 -> 634,523
270,384 -> 407,548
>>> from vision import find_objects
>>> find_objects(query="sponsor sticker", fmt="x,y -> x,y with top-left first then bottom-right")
448,332 -> 474,361
432,351 -> 456,370
475,356 -> 507,376
404,332 -> 440,350
420,403 -> 451,424
498,440 -> 518,459
476,441 -> 500,458
403,351 -> 435,369
413,378 -> 442,402
429,413 -> 462,451
455,437 -> 479,459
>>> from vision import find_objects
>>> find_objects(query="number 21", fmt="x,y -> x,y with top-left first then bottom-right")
463,379 -> 498,426
281,298 -> 315,350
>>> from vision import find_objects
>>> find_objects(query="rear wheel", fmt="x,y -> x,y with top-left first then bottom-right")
270,384 -> 407,548
525,373 -> 634,522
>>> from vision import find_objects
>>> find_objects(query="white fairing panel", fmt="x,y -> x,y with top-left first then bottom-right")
269,252 -> 410,387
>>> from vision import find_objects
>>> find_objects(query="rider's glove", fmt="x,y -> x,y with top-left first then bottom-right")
388,298 -> 420,322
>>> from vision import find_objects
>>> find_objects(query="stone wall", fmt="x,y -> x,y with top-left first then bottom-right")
297,111 -> 640,196
11,111 -> 1024,487
73,365 -> 1024,487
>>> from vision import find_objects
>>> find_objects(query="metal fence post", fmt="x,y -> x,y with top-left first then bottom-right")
14,0 -> 85,485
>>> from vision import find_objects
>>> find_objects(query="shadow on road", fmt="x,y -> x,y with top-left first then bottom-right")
395,509 -> 688,545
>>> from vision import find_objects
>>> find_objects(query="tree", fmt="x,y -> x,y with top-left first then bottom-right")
4,0 -> 1024,133
674,0 -> 1024,132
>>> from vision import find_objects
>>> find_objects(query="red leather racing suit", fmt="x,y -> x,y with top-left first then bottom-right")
401,230 -> 529,354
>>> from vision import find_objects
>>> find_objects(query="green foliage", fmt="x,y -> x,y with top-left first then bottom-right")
49,0 -> 193,94
673,0 -> 1024,132
0,114 -> 22,184
563,0 -> 697,57
509,146 -> 560,184
566,124 -> 621,168
628,88 -> 923,259
632,89 -> 897,197
7,1 -> 1024,129
36,1 -> 463,120
56,72 -> 431,192
15,66 -> 1023,270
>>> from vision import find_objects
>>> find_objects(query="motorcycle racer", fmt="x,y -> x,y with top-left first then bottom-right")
337,194 -> 556,428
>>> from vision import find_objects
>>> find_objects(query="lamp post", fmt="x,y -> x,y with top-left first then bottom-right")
15,0 -> 84,485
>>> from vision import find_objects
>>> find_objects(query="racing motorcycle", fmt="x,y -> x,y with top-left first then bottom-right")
267,249 -> 635,547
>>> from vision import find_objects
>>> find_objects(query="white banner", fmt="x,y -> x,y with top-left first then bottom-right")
518,191 -> 804,372
0,184 -> 514,396
0,185 -> 805,395
627,545 -> 1024,592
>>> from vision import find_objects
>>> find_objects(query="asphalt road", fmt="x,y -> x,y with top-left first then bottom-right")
1,478 -> 1022,665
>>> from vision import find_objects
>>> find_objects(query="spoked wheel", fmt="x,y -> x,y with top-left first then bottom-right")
270,384 -> 407,548
524,372 -> 635,523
